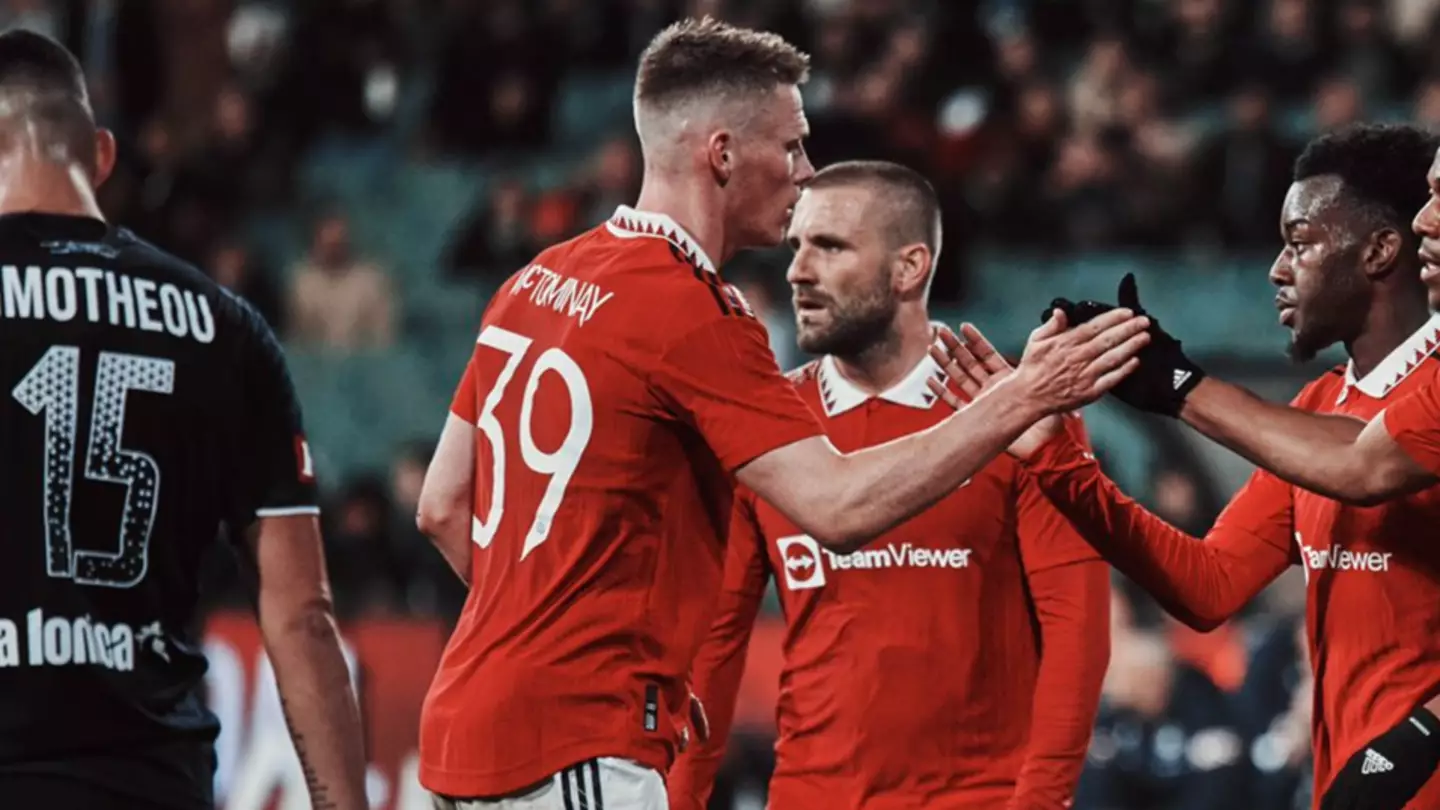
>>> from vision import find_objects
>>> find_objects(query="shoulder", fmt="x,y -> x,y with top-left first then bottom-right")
590,218 -> 761,323
784,359 -> 821,390
1291,366 -> 1348,409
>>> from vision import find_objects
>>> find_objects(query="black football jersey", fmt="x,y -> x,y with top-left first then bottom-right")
0,213 -> 317,807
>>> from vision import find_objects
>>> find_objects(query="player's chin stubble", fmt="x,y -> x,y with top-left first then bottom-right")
798,298 -> 897,358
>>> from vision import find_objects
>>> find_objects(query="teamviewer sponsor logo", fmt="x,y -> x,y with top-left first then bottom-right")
778,535 -> 825,590
1297,536 -> 1392,577
776,535 -> 973,591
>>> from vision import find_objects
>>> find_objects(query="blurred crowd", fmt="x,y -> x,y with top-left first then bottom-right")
74,0 -> 1440,330
17,0 -> 1428,807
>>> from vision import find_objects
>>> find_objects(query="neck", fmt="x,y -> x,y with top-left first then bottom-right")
832,310 -> 933,395
634,171 -> 731,266
0,157 -> 104,220
1346,284 -> 1432,379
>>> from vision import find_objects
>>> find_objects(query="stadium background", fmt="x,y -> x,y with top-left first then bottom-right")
18,0 -> 1438,806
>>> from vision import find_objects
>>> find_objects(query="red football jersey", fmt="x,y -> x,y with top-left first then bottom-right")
1383,324 -> 1440,474
668,355 -> 1110,810
1026,315 -> 1440,808
419,207 -> 823,797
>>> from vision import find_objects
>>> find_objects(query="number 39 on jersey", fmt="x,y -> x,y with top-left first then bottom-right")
470,325 -> 594,561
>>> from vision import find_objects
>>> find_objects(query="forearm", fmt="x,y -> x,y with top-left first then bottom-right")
1011,561 -> 1110,810
260,605 -> 368,810
1181,378 -> 1371,501
818,377 -> 1044,549
1026,434 -> 1280,630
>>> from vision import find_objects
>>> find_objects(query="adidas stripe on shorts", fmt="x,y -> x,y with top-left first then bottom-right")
431,758 -> 667,810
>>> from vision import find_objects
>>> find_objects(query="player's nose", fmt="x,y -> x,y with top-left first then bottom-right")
1268,251 -> 1293,288
794,151 -> 815,186
1414,199 -> 1440,239
786,253 -> 815,286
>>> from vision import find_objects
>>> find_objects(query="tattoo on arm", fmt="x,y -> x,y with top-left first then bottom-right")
281,696 -> 339,810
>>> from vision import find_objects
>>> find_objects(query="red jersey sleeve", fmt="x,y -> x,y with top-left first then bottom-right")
652,317 -> 822,473
1016,416 -> 1103,573
668,490 -> 771,810
449,355 -> 478,424
1024,426 -> 1294,630
1383,380 -> 1440,474
1013,560 -> 1110,810
1011,415 -> 1109,808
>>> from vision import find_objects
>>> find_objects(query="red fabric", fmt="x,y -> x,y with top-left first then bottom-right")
1026,365 -> 1440,807
1384,371 -> 1440,474
671,365 -> 1108,810
420,220 -> 821,797
448,356 -> 477,424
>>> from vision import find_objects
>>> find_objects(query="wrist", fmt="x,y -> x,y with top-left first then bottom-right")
1177,376 -> 1220,425
997,371 -> 1049,425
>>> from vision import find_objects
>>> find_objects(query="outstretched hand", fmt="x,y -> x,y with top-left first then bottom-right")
928,322 -> 1103,459
1046,274 -> 1206,417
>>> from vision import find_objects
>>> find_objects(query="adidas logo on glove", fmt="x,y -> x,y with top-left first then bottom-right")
1361,749 -> 1395,775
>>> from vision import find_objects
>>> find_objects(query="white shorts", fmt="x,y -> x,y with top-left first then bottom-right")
431,758 -> 667,810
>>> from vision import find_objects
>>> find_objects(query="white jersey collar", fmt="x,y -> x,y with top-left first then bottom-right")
1338,312 -> 1440,403
606,205 -> 716,274
817,353 -> 947,417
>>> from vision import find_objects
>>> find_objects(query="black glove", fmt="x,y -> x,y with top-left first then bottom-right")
1322,708 -> 1440,810
1040,274 -> 1205,417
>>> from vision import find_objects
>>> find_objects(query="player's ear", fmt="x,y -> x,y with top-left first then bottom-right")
894,242 -> 932,299
707,131 -> 733,187
92,128 -> 117,189
1364,227 -> 1404,279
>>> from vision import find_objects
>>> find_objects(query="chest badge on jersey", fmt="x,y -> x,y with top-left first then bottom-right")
777,535 -> 825,591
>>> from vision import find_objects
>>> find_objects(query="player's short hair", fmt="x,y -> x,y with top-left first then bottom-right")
635,17 -> 810,112
0,30 -> 96,172
1293,123 -> 1439,235
806,160 -> 943,262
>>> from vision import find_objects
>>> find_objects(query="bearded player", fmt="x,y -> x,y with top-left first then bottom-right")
931,124 -> 1440,810
412,18 -> 1149,810
667,161 -> 1110,810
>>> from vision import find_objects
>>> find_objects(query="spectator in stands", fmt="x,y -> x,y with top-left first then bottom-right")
1152,0 -> 1236,104
288,211 -> 396,351
1069,35 -> 1134,136
1241,618 -> 1314,810
1078,595 -> 1249,810
444,179 -> 540,283
1044,131 -> 1129,249
269,0 -> 406,152
1313,75 -> 1365,131
1418,77 -> 1440,131
1247,0 -> 1328,102
323,476 -> 403,617
179,86 -> 273,231
388,440 -> 465,618
1333,0 -> 1414,102
988,26 -> 1044,114
427,0 -> 558,158
1114,70 -> 1194,248
1190,84 -> 1297,248
209,238 -> 284,332
1150,464 -> 1218,539
574,136 -> 642,229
